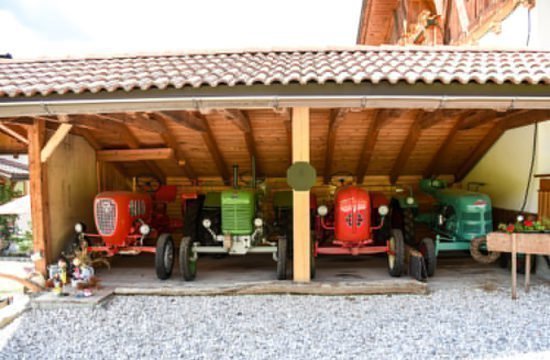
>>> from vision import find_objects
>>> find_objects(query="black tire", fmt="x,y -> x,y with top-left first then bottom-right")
277,236 -> 288,280
470,236 -> 500,264
419,237 -> 437,277
403,208 -> 417,245
179,236 -> 197,281
388,229 -> 405,277
155,234 -> 174,280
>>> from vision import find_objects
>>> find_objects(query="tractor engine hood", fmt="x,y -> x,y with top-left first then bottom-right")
434,189 -> 492,210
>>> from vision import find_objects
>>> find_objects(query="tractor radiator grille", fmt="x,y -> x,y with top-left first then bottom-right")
462,210 -> 492,235
95,199 -> 117,236
222,204 -> 253,234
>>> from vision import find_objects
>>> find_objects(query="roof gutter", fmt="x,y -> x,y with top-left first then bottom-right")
0,95 -> 549,117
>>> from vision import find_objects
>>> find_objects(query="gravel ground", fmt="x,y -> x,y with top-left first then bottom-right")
1,286 -> 549,360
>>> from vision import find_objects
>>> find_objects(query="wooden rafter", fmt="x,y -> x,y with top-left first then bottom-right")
459,110 -> 501,130
159,111 -> 207,132
151,112 -> 197,180
389,111 -> 423,184
40,116 -> 73,163
455,123 -> 505,181
323,108 -> 349,184
196,113 -> 230,184
423,113 -> 468,178
454,110 -> 550,181
116,123 -> 166,183
97,112 -> 165,134
419,109 -> 463,129
97,148 -> 174,162
0,123 -> 28,144
219,109 -> 261,174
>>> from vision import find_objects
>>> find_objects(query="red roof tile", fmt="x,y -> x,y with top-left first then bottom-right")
0,46 -> 549,98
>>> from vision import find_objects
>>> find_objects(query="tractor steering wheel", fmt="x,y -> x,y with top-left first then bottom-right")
135,175 -> 162,193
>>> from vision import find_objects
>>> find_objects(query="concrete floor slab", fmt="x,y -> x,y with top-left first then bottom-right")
32,287 -> 113,309
92,252 -> 548,296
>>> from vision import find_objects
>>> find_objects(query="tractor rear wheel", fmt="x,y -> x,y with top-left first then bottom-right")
276,236 -> 288,280
179,236 -> 197,281
419,237 -> 436,277
470,236 -> 500,264
155,234 -> 174,280
387,229 -> 405,277
403,208 -> 417,245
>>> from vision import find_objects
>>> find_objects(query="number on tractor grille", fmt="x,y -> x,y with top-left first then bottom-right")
96,199 -> 116,236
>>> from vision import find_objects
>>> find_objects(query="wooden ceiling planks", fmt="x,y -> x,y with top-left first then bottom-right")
4,106 -> 544,185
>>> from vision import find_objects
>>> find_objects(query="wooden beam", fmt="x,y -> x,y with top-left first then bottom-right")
419,109 -> 463,129
389,111 -> 423,184
459,110 -> 500,130
501,110 -> 550,130
455,123 -> 506,181
97,148 -> 174,162
219,110 -> 251,132
150,113 -> 198,180
323,109 -> 348,184
0,124 -> 28,144
292,107 -> 311,283
159,111 -> 207,132
40,122 -> 73,163
219,110 -> 261,175
71,127 -> 102,150
423,115 -> 465,178
28,119 -> 51,276
100,112 -> 165,133
196,114 -> 230,184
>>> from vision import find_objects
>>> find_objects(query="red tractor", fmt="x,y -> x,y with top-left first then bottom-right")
313,181 -> 405,277
73,178 -> 185,280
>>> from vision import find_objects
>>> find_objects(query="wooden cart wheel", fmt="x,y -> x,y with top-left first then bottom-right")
179,236 -> 197,281
155,234 -> 174,280
470,236 -> 500,264
388,229 -> 404,277
276,236 -> 288,280
419,237 -> 437,277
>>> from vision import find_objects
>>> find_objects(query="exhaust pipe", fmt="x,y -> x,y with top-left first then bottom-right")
233,164 -> 239,189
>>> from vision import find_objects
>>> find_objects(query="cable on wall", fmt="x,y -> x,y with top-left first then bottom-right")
520,122 -> 538,213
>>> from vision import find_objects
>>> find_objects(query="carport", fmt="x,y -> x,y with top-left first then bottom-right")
0,46 -> 549,284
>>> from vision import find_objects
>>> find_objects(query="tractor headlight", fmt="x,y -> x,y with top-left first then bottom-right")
254,218 -> 263,228
202,219 -> 212,228
378,205 -> 389,216
317,205 -> 328,217
516,215 -> 524,222
139,224 -> 151,235
406,197 -> 415,205
74,222 -> 85,234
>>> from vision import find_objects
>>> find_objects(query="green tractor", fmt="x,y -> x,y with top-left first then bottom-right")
179,162 -> 289,281
393,179 -> 500,276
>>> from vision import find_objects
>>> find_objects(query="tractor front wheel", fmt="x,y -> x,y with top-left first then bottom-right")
179,236 -> 197,281
419,237 -> 436,277
276,236 -> 288,280
387,229 -> 405,277
470,236 -> 500,264
155,234 -> 175,280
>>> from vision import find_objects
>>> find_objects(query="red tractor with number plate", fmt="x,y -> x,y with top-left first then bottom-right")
313,181 -> 405,277
73,177 -> 188,280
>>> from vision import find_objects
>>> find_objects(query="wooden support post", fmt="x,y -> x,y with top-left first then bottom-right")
292,107 -> 311,282
28,119 -> 51,275
511,233 -> 517,300
525,254 -> 531,293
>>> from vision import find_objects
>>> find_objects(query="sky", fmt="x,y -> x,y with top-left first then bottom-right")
0,0 -> 363,59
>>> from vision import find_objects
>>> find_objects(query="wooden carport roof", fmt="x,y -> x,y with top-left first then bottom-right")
0,46 -> 549,184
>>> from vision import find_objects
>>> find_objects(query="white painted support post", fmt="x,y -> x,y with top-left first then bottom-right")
292,107 -> 311,282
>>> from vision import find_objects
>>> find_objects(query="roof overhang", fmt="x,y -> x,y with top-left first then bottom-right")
1,82 -> 549,117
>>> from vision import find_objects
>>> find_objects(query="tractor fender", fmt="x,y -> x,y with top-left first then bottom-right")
370,191 -> 390,209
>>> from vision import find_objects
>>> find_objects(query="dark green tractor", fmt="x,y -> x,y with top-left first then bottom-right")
179,162 -> 288,281
393,179 -> 500,275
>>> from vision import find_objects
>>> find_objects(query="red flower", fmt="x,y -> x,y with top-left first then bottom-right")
524,220 -> 534,227
506,224 -> 515,233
